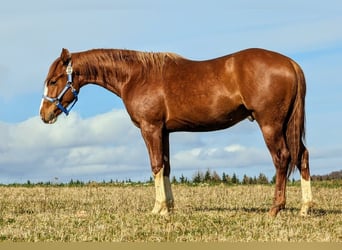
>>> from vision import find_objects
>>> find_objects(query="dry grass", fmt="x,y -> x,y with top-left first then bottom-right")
0,183 -> 341,242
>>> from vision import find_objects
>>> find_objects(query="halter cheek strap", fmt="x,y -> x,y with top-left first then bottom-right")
42,61 -> 79,116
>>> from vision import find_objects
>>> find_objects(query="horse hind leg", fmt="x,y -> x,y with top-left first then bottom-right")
298,145 -> 313,216
261,125 -> 290,217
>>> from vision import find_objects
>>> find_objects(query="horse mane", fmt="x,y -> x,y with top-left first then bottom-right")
73,49 -> 181,81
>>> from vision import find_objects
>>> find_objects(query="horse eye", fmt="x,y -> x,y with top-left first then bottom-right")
49,80 -> 57,86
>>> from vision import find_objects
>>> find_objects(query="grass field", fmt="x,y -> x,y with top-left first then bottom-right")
0,182 -> 341,242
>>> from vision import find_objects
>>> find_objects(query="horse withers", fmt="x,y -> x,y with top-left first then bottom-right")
40,48 -> 313,217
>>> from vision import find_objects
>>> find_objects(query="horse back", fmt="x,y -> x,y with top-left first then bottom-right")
124,48 -> 299,132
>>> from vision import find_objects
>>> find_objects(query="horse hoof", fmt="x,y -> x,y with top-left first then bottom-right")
152,201 -> 173,216
152,207 -> 170,216
269,203 -> 285,217
300,201 -> 314,216
268,208 -> 279,218
300,208 -> 308,217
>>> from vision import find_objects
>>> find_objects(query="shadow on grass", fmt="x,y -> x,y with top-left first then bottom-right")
309,208 -> 342,216
193,206 -> 342,216
194,206 -> 269,213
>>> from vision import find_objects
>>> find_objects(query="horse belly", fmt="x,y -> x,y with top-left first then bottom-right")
165,104 -> 250,132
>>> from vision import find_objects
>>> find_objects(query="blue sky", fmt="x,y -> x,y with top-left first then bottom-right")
0,0 -> 341,183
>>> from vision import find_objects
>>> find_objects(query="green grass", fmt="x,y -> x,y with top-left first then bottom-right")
0,183 -> 341,242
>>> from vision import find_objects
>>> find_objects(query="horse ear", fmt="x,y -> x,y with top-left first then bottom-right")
60,48 -> 71,64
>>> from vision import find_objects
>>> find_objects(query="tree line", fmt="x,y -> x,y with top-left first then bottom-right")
311,170 -> 342,181
172,169 -> 274,185
1,171 -> 276,187
2,169 -> 341,187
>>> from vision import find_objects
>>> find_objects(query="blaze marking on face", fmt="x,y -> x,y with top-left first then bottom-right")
39,82 -> 48,114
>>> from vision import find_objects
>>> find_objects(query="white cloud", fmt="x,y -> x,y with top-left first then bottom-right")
0,109 -> 149,183
224,144 -> 246,153
172,143 -> 271,172
0,108 -> 271,183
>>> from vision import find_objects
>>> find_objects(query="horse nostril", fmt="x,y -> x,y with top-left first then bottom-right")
41,115 -> 49,124
48,113 -> 55,122
40,111 -> 55,124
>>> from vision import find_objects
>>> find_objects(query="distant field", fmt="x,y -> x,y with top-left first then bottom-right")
0,182 -> 341,242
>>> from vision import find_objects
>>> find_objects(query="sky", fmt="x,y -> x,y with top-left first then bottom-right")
0,0 -> 341,183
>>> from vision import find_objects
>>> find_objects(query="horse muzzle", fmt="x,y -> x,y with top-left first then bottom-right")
41,114 -> 56,124
40,108 -> 60,124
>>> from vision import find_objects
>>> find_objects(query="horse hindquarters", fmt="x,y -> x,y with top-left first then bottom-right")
257,60 -> 312,217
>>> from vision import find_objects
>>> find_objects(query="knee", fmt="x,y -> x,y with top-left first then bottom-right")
274,148 -> 290,169
152,166 -> 163,176
281,148 -> 290,161
297,148 -> 310,179
301,148 -> 309,168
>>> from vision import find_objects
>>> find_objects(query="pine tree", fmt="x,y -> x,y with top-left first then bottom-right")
204,169 -> 212,182
193,171 -> 203,183
171,176 -> 178,184
222,172 -> 227,183
242,174 -> 250,185
179,174 -> 186,184
257,173 -> 269,184
232,173 -> 239,184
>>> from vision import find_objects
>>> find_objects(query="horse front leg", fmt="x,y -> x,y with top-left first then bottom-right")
141,123 -> 174,216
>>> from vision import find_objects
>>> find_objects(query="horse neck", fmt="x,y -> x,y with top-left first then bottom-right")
74,49 -> 146,98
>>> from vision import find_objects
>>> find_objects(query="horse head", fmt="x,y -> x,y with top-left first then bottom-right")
40,48 -> 79,124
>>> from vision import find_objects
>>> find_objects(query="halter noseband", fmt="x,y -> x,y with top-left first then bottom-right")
42,61 -> 78,116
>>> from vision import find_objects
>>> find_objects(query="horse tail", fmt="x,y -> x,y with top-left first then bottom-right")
286,60 -> 307,176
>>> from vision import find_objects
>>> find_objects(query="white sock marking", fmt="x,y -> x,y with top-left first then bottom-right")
152,168 -> 174,215
301,176 -> 312,204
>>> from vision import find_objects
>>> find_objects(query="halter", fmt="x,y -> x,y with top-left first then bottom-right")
42,61 -> 78,116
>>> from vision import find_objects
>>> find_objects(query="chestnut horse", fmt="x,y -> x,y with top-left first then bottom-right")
40,48 -> 313,217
